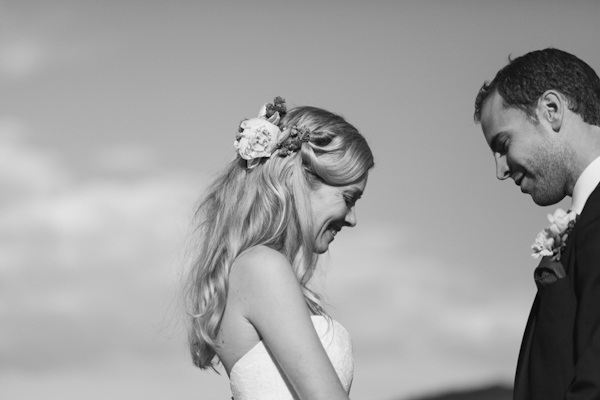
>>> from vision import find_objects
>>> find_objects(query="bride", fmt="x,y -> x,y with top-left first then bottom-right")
184,97 -> 374,400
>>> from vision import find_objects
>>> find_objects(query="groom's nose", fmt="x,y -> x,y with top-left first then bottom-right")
494,153 -> 510,180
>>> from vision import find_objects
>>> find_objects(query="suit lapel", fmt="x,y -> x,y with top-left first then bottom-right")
513,295 -> 538,400
513,204 -> 580,399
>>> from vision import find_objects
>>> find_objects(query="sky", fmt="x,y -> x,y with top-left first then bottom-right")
2,1 -> 600,399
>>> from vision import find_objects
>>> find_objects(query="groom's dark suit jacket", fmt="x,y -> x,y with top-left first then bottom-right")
514,182 -> 600,400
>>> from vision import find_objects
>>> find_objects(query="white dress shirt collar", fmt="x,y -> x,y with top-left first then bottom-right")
571,155 -> 600,214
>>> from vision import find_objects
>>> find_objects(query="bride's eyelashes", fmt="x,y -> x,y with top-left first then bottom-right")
342,191 -> 362,208
342,193 -> 355,207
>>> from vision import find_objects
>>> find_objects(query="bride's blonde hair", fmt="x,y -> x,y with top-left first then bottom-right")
184,105 -> 374,369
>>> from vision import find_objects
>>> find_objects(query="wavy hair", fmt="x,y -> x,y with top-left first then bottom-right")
474,48 -> 600,126
184,105 -> 374,369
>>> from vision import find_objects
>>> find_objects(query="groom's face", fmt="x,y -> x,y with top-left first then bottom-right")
480,91 -> 568,206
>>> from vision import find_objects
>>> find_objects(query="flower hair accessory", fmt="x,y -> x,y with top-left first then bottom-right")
234,97 -> 286,169
277,126 -> 310,157
234,97 -> 309,169
531,208 -> 577,261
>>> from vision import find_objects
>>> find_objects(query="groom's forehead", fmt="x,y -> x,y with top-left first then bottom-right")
480,93 -> 504,141
481,92 -> 505,122
480,92 -> 525,142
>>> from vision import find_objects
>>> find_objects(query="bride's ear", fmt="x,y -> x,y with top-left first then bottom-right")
537,90 -> 564,132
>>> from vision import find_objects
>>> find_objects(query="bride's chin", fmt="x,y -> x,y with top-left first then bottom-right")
314,247 -> 328,254
312,230 -> 335,254
313,238 -> 329,254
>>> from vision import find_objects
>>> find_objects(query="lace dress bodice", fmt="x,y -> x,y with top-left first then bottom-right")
229,315 -> 354,400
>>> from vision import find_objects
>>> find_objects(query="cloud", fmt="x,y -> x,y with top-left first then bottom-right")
0,115 -> 526,398
323,224 -> 527,398
0,119 -> 68,199
0,118 -> 206,376
0,119 -> 526,399
0,118 -> 526,399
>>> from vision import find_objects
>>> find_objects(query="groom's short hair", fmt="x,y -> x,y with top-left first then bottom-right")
474,48 -> 600,127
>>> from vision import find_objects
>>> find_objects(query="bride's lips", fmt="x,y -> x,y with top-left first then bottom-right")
327,225 -> 341,238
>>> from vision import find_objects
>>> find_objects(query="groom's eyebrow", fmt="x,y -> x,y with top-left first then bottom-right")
490,132 -> 508,153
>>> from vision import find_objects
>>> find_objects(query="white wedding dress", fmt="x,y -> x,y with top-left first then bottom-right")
229,315 -> 354,400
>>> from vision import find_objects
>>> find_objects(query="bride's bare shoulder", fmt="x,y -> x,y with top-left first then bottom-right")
230,246 -> 300,300
233,246 -> 291,274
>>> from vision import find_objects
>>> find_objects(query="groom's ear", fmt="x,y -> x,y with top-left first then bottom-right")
536,90 -> 564,132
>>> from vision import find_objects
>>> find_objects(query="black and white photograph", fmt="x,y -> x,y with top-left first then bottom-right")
3,1 -> 600,399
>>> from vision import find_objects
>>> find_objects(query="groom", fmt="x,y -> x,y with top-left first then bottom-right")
474,48 -> 600,400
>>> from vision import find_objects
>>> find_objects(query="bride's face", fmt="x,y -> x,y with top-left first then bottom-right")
308,175 -> 368,254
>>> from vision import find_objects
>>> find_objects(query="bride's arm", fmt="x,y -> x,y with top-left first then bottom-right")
232,246 -> 349,400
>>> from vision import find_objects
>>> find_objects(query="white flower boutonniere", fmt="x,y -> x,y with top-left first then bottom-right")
531,208 -> 577,261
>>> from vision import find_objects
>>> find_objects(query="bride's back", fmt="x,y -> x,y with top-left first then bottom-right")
215,246 -> 290,375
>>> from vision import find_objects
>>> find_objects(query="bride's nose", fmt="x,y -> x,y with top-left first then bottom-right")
345,207 -> 357,227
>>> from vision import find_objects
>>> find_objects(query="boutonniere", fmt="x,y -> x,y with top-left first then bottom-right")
531,208 -> 577,261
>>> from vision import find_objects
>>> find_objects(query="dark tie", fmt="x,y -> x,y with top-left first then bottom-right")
534,256 -> 566,290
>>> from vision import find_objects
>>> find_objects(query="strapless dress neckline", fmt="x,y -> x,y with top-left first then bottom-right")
229,315 -> 354,400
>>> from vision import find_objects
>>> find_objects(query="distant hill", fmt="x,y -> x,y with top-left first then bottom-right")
406,384 -> 512,400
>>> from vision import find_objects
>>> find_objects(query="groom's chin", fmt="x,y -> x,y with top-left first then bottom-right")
530,192 -> 566,207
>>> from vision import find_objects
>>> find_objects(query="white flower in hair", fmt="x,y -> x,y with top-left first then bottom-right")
234,98 -> 286,169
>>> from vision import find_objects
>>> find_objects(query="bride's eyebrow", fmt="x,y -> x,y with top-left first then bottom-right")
344,188 -> 363,199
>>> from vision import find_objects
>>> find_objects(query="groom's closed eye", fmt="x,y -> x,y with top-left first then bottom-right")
491,132 -> 509,155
